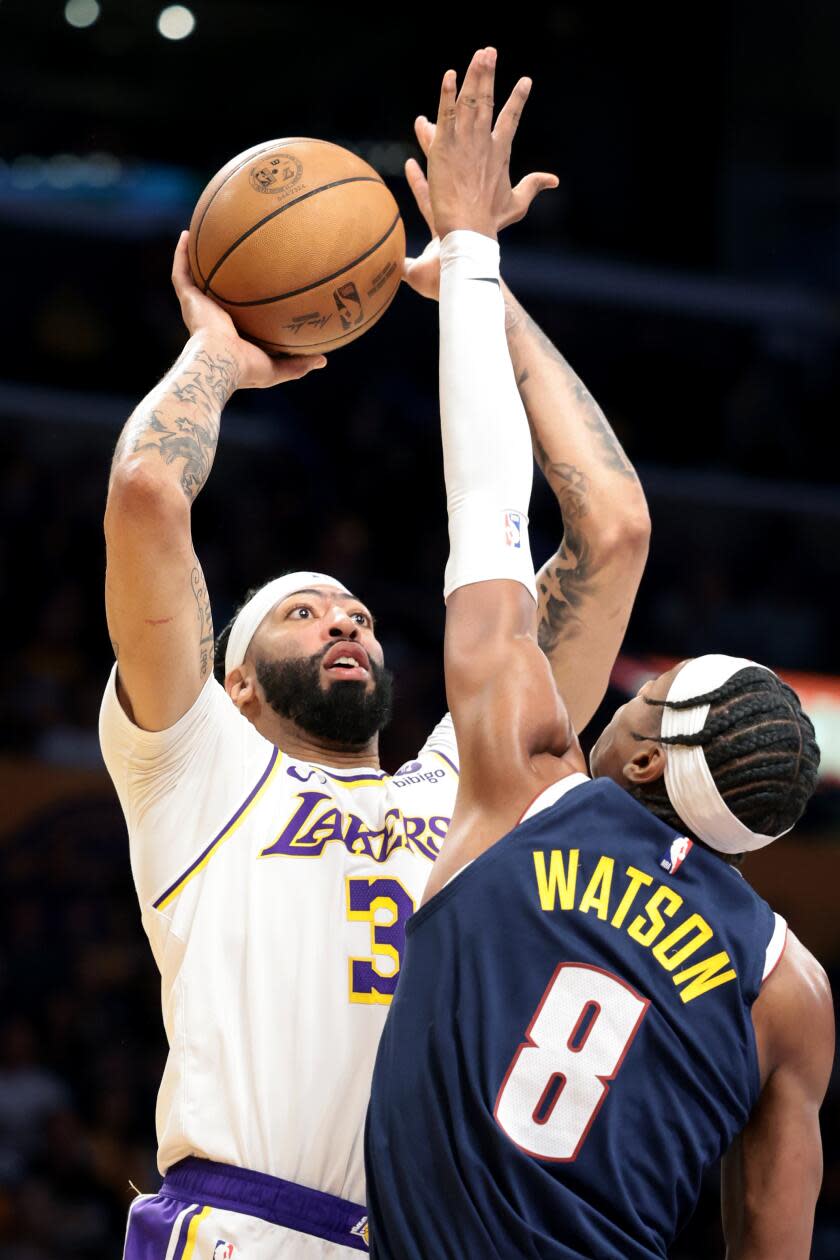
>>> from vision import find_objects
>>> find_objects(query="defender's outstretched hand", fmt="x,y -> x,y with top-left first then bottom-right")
403,48 -> 557,298
171,231 -> 327,389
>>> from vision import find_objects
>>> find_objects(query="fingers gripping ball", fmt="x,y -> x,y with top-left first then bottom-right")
188,139 -> 406,355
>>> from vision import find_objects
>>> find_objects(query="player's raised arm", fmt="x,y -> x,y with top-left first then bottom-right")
104,232 -> 325,732
404,115 -> 649,732
426,49 -> 584,852
721,932 -> 834,1260
503,295 -> 649,729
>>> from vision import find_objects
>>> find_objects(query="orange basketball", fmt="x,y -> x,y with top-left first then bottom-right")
188,138 -> 405,355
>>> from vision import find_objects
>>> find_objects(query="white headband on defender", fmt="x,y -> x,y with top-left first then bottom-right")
661,654 -> 795,855
224,571 -> 351,677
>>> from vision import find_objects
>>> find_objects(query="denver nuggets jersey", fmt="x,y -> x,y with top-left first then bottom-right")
99,667 -> 457,1205
365,774 -> 785,1259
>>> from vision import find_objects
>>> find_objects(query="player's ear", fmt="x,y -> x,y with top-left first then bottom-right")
226,666 -> 256,711
622,742 -> 666,785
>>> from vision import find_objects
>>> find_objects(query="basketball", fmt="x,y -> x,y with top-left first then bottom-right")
187,138 -> 405,355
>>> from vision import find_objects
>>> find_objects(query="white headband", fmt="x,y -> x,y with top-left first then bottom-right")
224,572 -> 351,677
661,654 -> 796,854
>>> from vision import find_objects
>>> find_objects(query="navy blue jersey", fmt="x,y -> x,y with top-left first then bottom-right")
365,775 -> 779,1260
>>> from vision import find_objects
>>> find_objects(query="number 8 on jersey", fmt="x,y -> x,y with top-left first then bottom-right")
494,963 -> 650,1161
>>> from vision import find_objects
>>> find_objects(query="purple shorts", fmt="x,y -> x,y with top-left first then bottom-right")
123,1157 -> 369,1257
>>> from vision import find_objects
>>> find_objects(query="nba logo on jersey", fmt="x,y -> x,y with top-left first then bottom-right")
660,836 -> 693,874
504,511 -> 523,548
212,1245 -> 234,1260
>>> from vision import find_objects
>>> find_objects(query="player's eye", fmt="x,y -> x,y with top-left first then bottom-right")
288,605 -> 314,620
351,610 -> 371,626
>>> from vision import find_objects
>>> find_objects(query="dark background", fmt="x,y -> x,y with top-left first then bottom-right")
0,1 -> 838,1255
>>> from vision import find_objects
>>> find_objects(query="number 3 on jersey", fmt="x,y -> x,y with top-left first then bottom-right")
346,877 -> 415,1005
494,963 -> 650,1160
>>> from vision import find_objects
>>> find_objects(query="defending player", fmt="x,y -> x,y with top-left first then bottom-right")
365,49 -> 834,1259
99,100 -> 649,1260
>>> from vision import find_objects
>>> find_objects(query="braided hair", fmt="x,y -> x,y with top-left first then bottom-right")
631,666 -> 820,850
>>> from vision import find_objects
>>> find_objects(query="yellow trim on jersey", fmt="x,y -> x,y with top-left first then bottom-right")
320,770 -> 390,788
155,752 -> 283,911
181,1206 -> 211,1259
309,751 -> 457,787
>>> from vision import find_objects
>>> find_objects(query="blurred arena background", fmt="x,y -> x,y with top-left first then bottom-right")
1,1 -> 838,1255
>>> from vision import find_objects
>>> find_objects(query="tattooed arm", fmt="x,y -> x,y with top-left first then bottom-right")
503,287 -> 650,732
402,118 -> 646,731
104,232 -> 325,732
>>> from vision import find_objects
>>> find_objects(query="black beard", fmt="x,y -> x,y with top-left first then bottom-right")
255,649 -> 393,749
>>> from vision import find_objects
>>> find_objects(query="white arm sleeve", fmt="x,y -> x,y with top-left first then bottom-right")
439,230 -> 537,602
99,666 -> 268,907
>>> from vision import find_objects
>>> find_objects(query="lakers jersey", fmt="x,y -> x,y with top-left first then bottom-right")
99,667 -> 457,1205
365,774 -> 785,1259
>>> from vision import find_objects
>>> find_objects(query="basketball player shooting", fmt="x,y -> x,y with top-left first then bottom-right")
365,47 -> 835,1260
98,68 -> 650,1259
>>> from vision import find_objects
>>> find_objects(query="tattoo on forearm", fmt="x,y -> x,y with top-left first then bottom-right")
537,516 -> 594,655
525,403 -> 595,652
568,372 -> 635,480
133,410 -> 218,502
508,302 -> 636,481
507,296 -> 640,659
546,461 -> 588,520
524,405 -> 549,477
191,562 -> 214,679
112,348 -> 239,503
524,398 -> 595,652
524,407 -> 590,522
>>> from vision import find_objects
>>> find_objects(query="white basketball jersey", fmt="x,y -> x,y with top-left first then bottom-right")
99,667 -> 458,1205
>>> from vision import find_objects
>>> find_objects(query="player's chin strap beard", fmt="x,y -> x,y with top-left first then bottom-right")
255,650 -> 394,749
